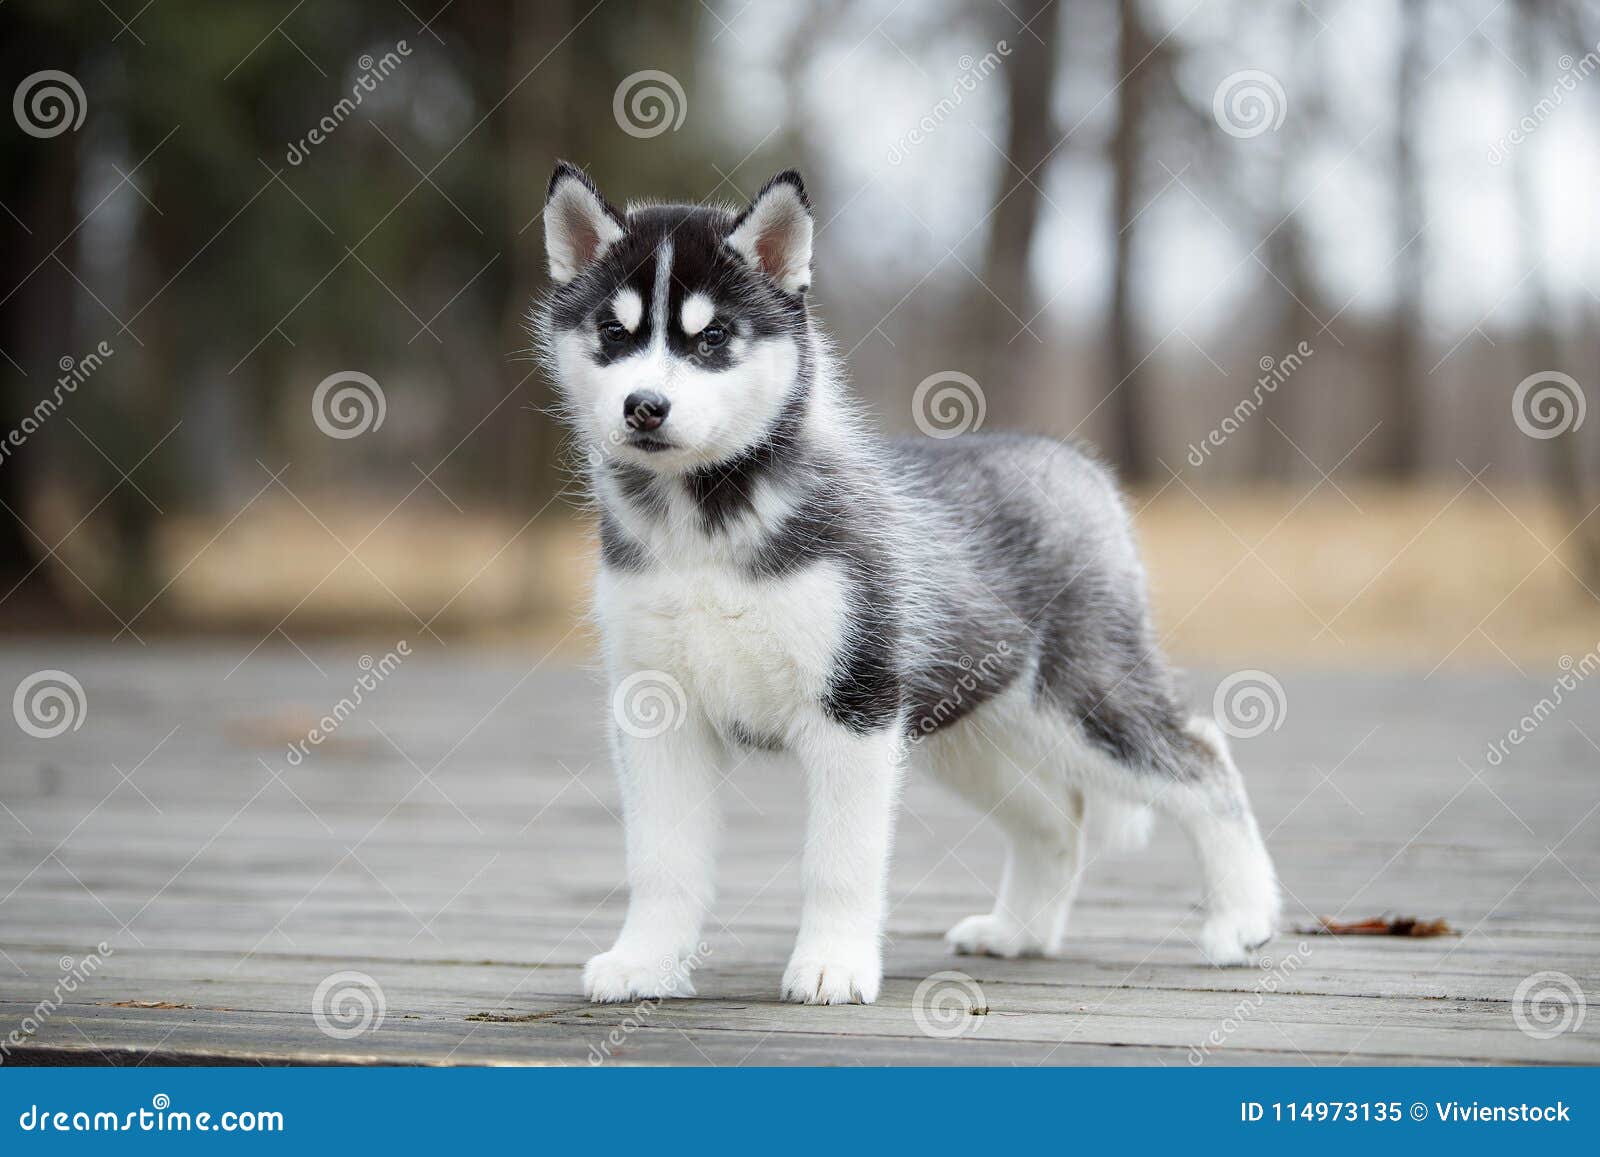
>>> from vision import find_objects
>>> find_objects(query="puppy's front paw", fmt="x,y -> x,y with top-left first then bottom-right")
1198,907 -> 1277,966
945,913 -> 1046,958
781,943 -> 881,1005
583,950 -> 696,1003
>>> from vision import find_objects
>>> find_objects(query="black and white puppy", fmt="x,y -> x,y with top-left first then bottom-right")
534,162 -> 1279,1005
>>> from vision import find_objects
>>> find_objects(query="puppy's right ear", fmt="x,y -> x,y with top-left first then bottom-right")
544,161 -> 625,284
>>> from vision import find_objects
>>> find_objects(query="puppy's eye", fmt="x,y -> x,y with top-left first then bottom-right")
700,322 -> 728,349
599,319 -> 628,344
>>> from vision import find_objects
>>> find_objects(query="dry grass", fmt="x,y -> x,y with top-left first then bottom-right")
99,484 -> 1600,668
1133,483 -> 1600,668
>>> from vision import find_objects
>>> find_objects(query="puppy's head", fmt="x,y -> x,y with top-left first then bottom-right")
534,162 -> 815,474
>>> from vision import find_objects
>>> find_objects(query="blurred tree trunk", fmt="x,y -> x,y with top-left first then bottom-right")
1520,0 -> 1600,587
500,0 -> 579,510
421,0 -> 560,512
451,0 -> 582,512
1379,0 -> 1427,478
1107,0 -> 1152,481
1255,1 -> 1322,481
973,0 -> 1061,430
113,122 -> 189,613
0,12 -> 80,618
1255,226 -> 1319,480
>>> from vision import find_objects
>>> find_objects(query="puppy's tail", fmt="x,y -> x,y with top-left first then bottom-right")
1083,793 -> 1154,852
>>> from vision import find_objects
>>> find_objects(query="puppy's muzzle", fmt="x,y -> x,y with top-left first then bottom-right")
624,390 -> 670,432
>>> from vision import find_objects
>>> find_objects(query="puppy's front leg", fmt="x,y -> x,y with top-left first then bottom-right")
782,724 -> 903,1005
583,714 -> 722,1003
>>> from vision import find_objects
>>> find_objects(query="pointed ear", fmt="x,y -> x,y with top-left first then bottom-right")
544,161 -> 626,284
727,170 -> 813,295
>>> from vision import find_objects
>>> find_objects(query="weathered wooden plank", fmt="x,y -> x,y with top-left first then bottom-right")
7,991 -> 1591,1067
0,1002 -> 1553,1068
3,942 -> 1596,1019
0,1014 -> 1375,1068
4,950 -> 1590,1032
1,650 -> 1596,1066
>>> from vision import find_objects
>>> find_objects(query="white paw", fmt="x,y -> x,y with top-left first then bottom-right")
1198,907 -> 1277,966
582,950 -> 696,1003
781,943 -> 881,1005
944,913 -> 1046,958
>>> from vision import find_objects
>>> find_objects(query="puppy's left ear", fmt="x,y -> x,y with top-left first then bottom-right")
544,160 -> 626,284
727,170 -> 813,295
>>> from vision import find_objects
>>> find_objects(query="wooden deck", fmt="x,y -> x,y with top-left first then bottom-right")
1,643 -> 1596,1066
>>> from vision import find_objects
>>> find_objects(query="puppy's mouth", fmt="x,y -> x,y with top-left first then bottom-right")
624,432 -> 674,453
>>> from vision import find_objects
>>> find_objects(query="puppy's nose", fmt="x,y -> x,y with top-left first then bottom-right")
624,390 -> 670,431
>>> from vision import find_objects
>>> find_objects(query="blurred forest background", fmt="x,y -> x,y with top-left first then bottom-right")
2,0 -> 1597,665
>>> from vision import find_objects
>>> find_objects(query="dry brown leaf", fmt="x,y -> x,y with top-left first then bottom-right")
1299,915 -> 1455,938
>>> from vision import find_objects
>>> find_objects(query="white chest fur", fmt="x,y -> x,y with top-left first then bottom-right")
595,559 -> 849,738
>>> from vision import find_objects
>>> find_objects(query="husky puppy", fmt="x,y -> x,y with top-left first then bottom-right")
534,162 -> 1279,1005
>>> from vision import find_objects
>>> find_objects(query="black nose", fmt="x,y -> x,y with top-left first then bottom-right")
624,390 -> 670,431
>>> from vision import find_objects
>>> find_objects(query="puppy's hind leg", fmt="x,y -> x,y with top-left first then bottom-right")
925,729 -> 1087,958
946,794 -> 1086,958
1160,717 -> 1280,965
